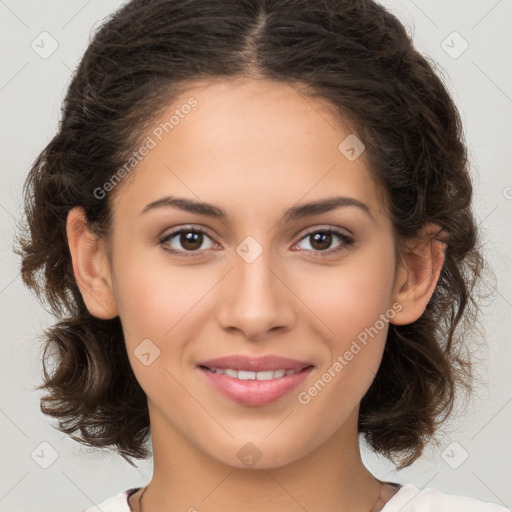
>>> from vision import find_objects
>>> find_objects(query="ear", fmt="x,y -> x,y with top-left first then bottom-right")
66,206 -> 118,319
390,223 -> 447,326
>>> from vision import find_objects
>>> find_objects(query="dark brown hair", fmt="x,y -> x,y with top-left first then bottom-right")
14,0 -> 484,469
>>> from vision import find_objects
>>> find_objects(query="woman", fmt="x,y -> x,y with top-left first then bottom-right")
15,0 -> 509,510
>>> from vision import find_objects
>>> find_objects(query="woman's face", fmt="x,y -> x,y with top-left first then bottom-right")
106,78 -> 403,468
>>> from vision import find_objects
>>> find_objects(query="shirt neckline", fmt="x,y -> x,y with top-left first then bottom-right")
125,482 -> 410,511
380,483 -> 419,511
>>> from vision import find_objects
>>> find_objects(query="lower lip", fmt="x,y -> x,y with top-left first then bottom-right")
198,366 -> 313,406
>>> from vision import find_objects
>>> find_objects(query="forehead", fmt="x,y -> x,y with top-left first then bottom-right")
110,78 -> 386,224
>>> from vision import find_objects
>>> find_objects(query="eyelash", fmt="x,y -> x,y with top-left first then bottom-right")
158,226 -> 355,259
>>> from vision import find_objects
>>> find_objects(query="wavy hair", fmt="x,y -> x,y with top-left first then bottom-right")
14,0 -> 484,469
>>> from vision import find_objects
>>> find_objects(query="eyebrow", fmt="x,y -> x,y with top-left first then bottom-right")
140,195 -> 376,224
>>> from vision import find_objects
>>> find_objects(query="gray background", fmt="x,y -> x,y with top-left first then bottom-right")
1,1 -> 511,510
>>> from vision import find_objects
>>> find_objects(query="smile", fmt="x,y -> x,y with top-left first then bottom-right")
202,367 -> 303,380
198,365 -> 314,406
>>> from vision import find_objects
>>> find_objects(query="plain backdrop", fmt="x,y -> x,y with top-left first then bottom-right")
0,1 -> 511,511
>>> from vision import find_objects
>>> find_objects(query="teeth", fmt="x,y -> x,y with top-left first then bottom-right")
238,370 -> 256,380
208,368 -> 301,380
270,369 -> 286,379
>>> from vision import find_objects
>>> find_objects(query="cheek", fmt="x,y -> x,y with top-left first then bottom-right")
298,243 -> 396,344
111,250 -> 220,390
112,247 -> 212,339
294,244 -> 396,403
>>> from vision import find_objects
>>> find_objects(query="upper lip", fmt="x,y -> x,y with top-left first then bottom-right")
198,355 -> 313,372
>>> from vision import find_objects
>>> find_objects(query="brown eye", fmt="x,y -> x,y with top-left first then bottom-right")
295,228 -> 355,256
179,231 -> 204,251
309,231 -> 333,251
159,227 -> 217,256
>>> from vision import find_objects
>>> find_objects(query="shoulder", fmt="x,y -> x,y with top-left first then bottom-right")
384,483 -> 510,512
80,487 -> 140,512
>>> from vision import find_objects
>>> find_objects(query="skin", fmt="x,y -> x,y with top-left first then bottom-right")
66,78 -> 445,512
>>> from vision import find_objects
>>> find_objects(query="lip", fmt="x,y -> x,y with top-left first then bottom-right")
197,355 -> 314,406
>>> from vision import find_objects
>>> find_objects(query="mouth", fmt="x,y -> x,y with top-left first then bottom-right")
198,366 -> 309,381
197,355 -> 314,406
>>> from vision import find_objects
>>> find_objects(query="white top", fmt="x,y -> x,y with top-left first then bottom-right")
81,483 -> 511,511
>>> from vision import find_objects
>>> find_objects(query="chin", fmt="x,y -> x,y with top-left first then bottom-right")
206,435 -> 313,471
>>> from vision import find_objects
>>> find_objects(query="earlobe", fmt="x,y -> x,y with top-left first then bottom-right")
390,223 -> 447,326
66,206 -> 118,319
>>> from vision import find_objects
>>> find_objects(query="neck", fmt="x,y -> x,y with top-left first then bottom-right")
131,403 -> 388,512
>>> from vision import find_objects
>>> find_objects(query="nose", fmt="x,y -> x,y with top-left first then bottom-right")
216,247 -> 296,342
